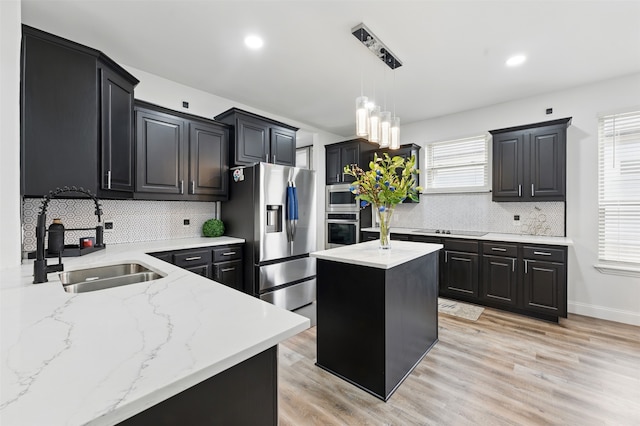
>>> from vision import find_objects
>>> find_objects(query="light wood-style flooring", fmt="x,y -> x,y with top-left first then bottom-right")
278,308 -> 640,425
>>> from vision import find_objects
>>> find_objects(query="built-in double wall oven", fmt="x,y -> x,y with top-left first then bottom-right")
325,184 -> 360,248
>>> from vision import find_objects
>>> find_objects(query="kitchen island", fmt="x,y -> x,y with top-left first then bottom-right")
0,237 -> 309,425
310,240 -> 442,401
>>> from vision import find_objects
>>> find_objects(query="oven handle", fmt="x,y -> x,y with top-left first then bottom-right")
326,219 -> 359,224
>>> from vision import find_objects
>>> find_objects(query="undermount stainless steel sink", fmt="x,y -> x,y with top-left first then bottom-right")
59,263 -> 165,293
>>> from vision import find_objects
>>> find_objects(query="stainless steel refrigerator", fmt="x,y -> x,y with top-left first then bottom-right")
221,162 -> 316,311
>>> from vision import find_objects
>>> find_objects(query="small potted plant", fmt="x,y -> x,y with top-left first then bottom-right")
202,219 -> 225,237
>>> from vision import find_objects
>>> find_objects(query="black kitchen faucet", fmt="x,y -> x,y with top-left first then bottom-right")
33,186 -> 104,284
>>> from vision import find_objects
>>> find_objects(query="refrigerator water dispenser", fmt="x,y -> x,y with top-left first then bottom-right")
266,205 -> 283,233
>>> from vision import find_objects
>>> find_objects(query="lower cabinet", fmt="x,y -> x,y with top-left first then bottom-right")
360,231 -> 568,321
149,244 -> 244,291
441,240 -> 479,298
481,242 -> 518,308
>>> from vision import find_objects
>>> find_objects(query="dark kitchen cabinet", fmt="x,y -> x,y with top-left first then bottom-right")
212,246 -> 244,291
481,242 -> 518,308
522,245 -> 567,317
135,101 -> 229,201
214,108 -> 298,167
325,139 -> 378,185
441,239 -> 479,299
149,243 -> 244,292
21,25 -> 139,198
490,117 -> 571,202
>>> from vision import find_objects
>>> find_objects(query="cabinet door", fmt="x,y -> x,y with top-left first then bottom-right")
481,255 -> 518,307
188,121 -> 228,197
326,146 -> 342,184
214,260 -> 244,291
270,127 -> 296,166
523,259 -> 566,316
21,32 -> 98,196
136,109 -> 186,194
528,126 -> 566,200
100,66 -> 135,192
340,143 -> 359,183
442,250 -> 479,297
184,264 -> 211,279
492,131 -> 524,200
236,115 -> 270,164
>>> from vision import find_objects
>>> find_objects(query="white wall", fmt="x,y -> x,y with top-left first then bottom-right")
0,0 -> 22,269
401,73 -> 640,325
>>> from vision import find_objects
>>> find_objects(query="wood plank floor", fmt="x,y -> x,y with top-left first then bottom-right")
278,308 -> 640,425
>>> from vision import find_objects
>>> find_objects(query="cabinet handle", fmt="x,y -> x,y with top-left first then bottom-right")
524,259 -> 529,274
518,184 -> 522,197
222,252 -> 236,256
533,251 -> 551,256
444,251 -> 448,263
273,155 -> 276,163
180,180 -> 184,194
220,267 -> 235,272
531,184 -> 535,197
491,247 -> 507,252
336,173 -> 340,182
512,258 -> 516,272
185,256 -> 202,261
266,154 -> 269,162
190,181 -> 195,194
106,170 -> 112,189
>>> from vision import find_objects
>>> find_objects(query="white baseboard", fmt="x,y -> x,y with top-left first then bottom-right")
568,301 -> 640,326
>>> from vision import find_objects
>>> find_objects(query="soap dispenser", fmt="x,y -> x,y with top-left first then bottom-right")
47,218 -> 65,255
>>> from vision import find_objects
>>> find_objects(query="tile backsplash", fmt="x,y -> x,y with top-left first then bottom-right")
391,192 -> 565,236
22,198 -> 218,254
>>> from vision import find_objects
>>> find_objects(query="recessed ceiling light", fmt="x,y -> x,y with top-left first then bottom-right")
244,35 -> 264,50
506,54 -> 526,67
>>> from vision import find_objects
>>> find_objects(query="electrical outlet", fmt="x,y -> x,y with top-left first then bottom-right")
513,214 -> 520,226
104,220 -> 114,232
183,219 -> 190,226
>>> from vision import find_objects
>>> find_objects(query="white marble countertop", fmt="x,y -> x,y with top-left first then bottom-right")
0,237 -> 310,426
311,240 -> 443,269
361,227 -> 573,246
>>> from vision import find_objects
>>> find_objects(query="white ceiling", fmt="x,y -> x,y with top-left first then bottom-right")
21,0 -> 640,138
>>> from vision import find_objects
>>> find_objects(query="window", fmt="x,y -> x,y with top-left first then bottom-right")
597,110 -> 640,272
425,135 -> 489,192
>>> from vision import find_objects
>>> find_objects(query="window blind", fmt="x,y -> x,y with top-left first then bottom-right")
425,135 -> 489,192
598,110 -> 640,265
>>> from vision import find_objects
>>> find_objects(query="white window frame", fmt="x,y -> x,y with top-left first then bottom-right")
595,109 -> 640,277
423,134 -> 490,193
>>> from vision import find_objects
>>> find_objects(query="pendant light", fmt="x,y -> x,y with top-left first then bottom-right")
355,95 -> 369,137
369,105 -> 381,143
351,24 -> 402,145
390,116 -> 400,149
379,111 -> 391,148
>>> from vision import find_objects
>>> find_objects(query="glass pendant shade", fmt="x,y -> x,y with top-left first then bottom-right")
355,96 -> 369,137
390,116 -> 400,149
369,106 -> 381,143
379,111 -> 391,148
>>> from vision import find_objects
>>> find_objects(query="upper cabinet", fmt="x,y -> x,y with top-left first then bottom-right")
490,117 -> 571,202
325,138 -> 378,185
21,25 -> 139,198
214,108 -> 298,167
134,101 -> 229,201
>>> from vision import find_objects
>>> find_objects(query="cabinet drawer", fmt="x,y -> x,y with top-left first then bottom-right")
482,242 -> 518,257
213,245 -> 242,262
522,246 -> 565,263
173,249 -> 212,267
411,235 -> 442,244
444,239 -> 478,253
391,233 -> 411,241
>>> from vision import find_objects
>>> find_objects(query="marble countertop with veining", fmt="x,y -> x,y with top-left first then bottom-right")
311,240 -> 443,269
0,237 -> 309,426
360,227 -> 574,246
